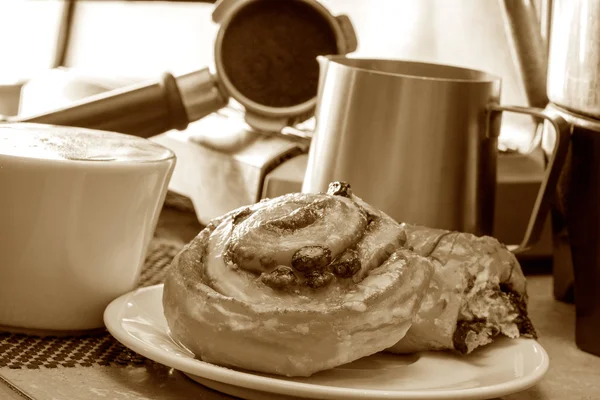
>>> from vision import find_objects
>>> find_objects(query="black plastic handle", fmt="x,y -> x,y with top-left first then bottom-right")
9,73 -> 189,139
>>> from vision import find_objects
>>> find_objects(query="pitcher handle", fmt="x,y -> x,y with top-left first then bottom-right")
487,104 -> 571,254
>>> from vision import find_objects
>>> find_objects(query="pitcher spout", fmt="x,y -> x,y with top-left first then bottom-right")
317,55 -> 332,72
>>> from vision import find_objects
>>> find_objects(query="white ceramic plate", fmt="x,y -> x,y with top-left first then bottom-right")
104,285 -> 549,400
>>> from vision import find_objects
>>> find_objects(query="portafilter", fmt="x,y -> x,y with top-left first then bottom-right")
3,0 -> 357,137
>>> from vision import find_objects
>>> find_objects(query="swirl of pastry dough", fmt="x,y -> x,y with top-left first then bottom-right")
163,182 -> 434,377
387,224 -> 536,355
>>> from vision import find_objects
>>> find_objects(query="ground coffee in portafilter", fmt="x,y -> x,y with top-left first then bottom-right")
220,0 -> 339,108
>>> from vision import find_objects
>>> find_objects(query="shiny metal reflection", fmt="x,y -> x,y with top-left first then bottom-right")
303,57 -> 569,242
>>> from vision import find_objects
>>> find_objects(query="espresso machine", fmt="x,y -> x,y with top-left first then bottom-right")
501,0 -> 600,356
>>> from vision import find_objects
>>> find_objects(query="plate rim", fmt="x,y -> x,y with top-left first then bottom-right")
104,284 -> 550,400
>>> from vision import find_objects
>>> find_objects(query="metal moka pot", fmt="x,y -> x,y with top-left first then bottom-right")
501,0 -> 600,357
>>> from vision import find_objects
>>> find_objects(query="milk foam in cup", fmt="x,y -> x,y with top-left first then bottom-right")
0,123 -> 176,332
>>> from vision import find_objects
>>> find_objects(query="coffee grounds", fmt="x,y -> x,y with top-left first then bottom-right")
220,0 -> 339,108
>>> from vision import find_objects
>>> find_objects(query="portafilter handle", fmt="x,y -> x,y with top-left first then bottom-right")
6,68 -> 228,138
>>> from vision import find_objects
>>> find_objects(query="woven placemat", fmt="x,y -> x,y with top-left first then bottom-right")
163,190 -> 196,214
0,193 -> 196,370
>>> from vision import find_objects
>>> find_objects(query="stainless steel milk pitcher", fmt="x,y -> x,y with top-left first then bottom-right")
303,56 -> 570,252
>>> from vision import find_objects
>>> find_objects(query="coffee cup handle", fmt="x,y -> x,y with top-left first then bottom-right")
487,104 -> 571,254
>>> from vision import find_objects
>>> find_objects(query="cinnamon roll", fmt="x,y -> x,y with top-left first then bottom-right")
387,224 -> 537,355
162,182 -> 434,377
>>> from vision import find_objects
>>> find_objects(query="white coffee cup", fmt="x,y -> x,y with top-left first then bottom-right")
0,123 -> 176,333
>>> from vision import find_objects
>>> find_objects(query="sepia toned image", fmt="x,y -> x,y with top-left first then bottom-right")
0,0 -> 599,399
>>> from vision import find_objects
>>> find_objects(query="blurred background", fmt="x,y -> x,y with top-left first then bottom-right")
0,0 -> 546,129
